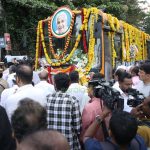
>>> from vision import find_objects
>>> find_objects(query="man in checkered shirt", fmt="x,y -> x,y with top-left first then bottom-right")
47,73 -> 81,150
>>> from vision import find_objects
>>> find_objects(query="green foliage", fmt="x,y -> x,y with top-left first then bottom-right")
1,0 -> 58,57
0,0 -> 149,57
144,12 -> 150,34
6,0 -> 57,10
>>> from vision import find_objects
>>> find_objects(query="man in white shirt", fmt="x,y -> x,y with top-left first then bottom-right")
7,65 -> 17,88
0,84 -> 18,107
67,71 -> 89,113
134,62 -> 150,97
33,71 -> 40,85
35,70 -> 54,96
3,64 -> 47,121
113,72 -> 133,112
2,68 -> 9,81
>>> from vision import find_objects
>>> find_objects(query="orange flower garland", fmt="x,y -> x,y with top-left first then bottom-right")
40,19 -> 83,66
48,13 -> 75,60
51,65 -> 75,74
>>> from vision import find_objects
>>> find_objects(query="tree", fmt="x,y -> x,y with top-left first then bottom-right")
0,0 -> 148,57
144,12 -> 150,34
0,0 -> 58,56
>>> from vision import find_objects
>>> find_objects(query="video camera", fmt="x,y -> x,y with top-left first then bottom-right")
127,88 -> 145,107
89,79 -> 124,111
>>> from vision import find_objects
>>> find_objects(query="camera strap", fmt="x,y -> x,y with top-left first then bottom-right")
99,100 -> 109,140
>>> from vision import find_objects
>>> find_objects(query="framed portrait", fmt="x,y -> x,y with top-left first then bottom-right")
51,7 -> 73,38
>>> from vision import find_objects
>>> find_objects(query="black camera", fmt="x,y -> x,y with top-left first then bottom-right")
127,88 -> 145,107
89,79 -> 124,111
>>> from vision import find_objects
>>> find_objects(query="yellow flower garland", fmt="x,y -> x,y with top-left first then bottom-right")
84,8 -> 98,73
35,7 -> 150,71
48,13 -> 75,60
107,14 -> 120,32
121,21 -> 150,62
38,9 -> 91,67
35,22 -> 40,70
109,32 -> 117,67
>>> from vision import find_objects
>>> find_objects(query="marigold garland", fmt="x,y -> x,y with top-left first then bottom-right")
84,8 -> 98,73
48,13 -> 75,60
121,21 -> 149,62
35,7 -> 150,73
39,18 -> 86,66
38,8 -> 91,67
81,8 -> 88,53
51,65 -> 75,74
35,22 -> 40,70
109,32 -> 117,68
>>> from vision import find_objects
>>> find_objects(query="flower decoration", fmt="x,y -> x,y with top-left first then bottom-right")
48,13 -> 75,60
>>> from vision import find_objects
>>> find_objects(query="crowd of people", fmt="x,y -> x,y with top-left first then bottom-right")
0,59 -> 149,150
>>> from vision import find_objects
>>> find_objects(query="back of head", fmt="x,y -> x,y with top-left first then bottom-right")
11,98 -> 47,143
19,59 -> 34,69
118,71 -> 132,82
90,68 -> 99,74
109,111 -> 137,146
69,71 -> 79,83
92,73 -> 104,80
38,70 -> 48,81
131,66 -> 139,76
16,64 -> 33,84
115,69 -> 125,79
17,130 -> 70,150
139,61 -> 150,74
9,65 -> 17,74
54,73 -> 70,92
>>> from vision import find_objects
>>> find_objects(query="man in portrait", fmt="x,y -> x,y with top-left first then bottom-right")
56,12 -> 69,34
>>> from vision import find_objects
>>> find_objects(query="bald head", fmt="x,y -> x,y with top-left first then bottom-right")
16,64 -> 33,84
39,70 -> 48,81
17,130 -> 70,150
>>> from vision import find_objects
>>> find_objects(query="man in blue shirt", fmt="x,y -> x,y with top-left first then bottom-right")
83,108 -> 147,150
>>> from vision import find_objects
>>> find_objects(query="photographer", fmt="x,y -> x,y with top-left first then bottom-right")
113,71 -> 133,112
81,79 -> 107,141
131,96 -> 150,147
83,108 -> 147,150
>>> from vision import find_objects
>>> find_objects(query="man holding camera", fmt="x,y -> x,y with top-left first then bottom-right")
83,106 -> 147,150
131,96 -> 150,148
113,71 -> 133,112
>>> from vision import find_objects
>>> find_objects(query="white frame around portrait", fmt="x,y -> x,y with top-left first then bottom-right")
51,6 -> 73,38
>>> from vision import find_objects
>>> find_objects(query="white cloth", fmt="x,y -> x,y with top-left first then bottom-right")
7,73 -> 16,88
67,83 -> 89,113
33,71 -> 40,85
0,85 -> 18,107
35,81 -> 55,96
3,84 -> 47,121
116,65 -> 127,71
134,80 -> 150,97
2,69 -> 9,80
113,84 -> 132,112
113,81 -> 119,89
81,93 -> 90,113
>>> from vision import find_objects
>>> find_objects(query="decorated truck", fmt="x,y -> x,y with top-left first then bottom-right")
35,6 -> 150,83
